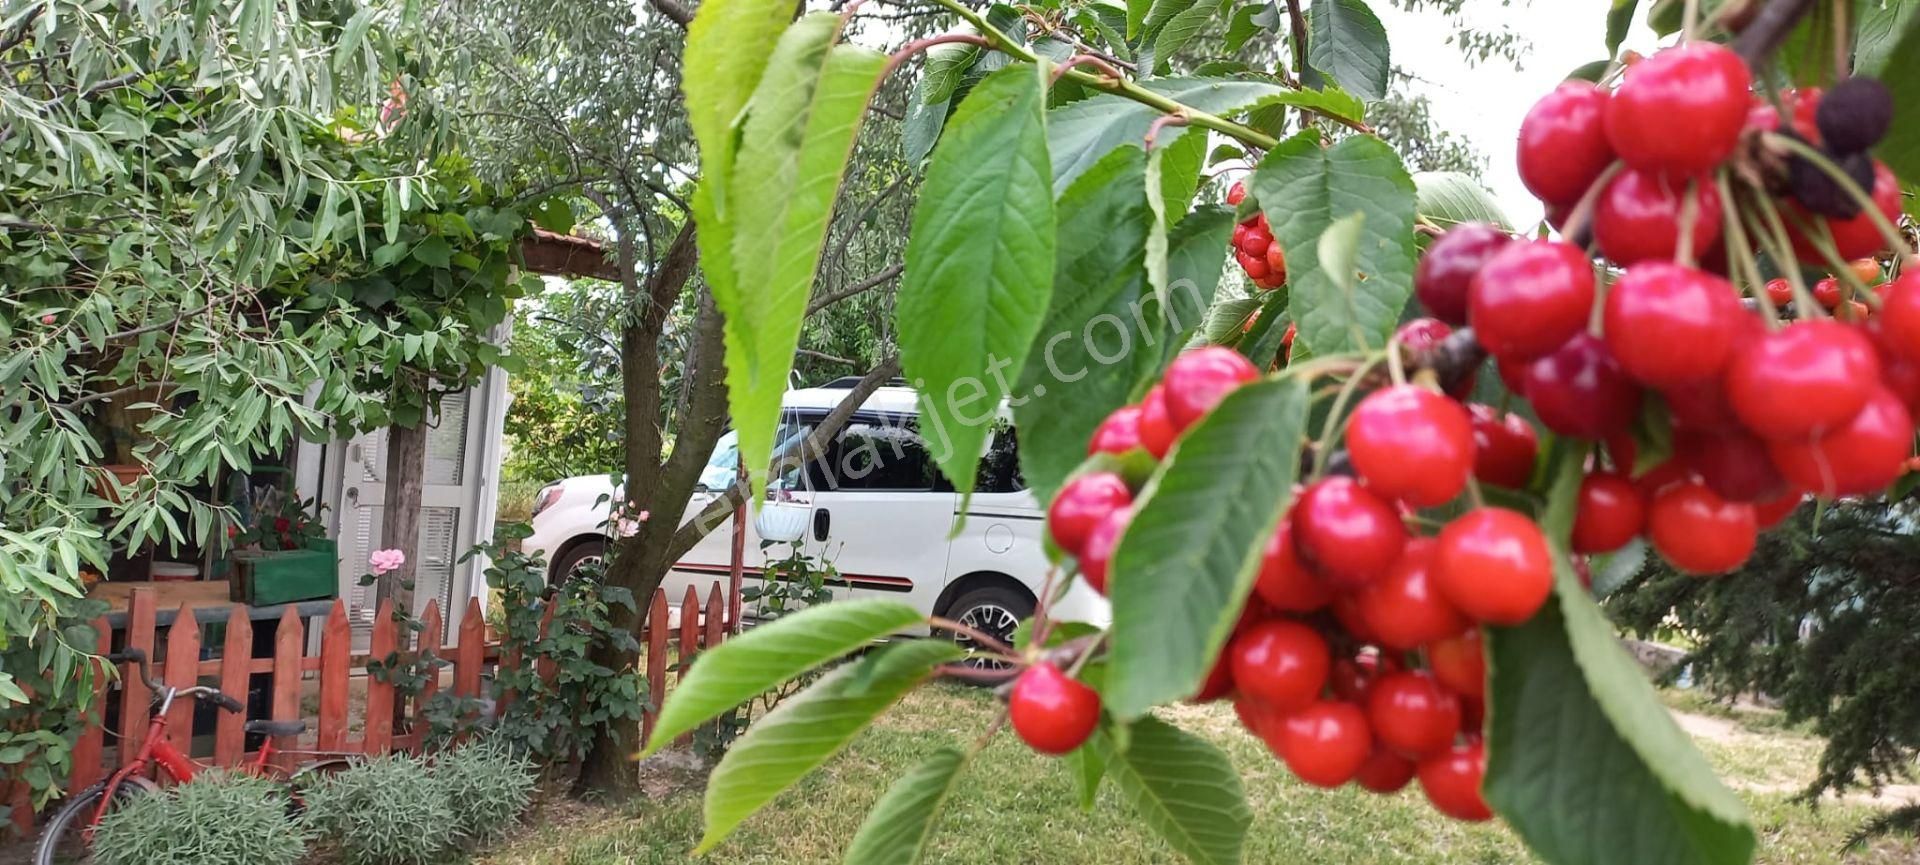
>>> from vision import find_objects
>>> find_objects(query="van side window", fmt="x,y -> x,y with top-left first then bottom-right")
976,428 -> 1024,492
820,419 -> 936,491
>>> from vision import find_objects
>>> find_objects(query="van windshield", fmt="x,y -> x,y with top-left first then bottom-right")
696,422 -> 813,493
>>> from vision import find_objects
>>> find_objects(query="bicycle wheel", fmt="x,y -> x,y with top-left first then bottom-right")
33,777 -> 157,865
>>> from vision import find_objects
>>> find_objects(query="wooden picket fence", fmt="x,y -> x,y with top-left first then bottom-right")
7,581 -> 730,833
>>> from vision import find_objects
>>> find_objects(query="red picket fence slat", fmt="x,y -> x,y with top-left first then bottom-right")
10,580 -> 731,832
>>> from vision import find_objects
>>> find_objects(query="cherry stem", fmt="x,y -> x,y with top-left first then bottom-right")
1062,633 -> 1107,679
1731,0 -> 1817,65
1144,113 -> 1190,149
1557,161 -> 1625,246
1311,353 -> 1386,478
1029,564 -> 1060,650
1683,0 -> 1703,41
1385,338 -> 1407,387
1831,0 -> 1850,82
1050,53 -> 1128,85
1787,207 -> 1882,310
1765,133 -> 1914,264
878,34 -> 993,85
1716,173 -> 1783,327
1676,178 -> 1702,268
1736,181 -> 1825,318
928,615 -> 1020,660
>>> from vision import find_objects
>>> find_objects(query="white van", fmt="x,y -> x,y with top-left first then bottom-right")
522,378 -> 1109,649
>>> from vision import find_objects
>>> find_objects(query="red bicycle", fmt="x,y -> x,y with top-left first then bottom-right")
34,648 -> 355,864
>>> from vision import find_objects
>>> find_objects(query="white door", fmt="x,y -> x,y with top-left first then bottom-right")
807,417 -> 955,612
330,388 -> 488,643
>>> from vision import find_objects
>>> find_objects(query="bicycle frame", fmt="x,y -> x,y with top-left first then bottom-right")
83,669 -> 279,838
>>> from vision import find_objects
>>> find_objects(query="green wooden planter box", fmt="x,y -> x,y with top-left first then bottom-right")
230,539 -> 339,606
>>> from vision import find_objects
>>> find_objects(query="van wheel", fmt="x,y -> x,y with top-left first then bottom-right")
942,586 -> 1032,669
552,539 -> 606,586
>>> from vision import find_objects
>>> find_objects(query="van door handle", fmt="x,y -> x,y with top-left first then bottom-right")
813,508 -> 831,542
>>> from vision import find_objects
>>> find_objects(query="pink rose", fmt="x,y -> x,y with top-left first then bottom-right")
368,548 -> 406,575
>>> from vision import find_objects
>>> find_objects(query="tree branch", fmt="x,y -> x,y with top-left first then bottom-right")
797,348 -> 859,365
806,261 -> 903,314
645,0 -> 694,27
665,354 -> 901,563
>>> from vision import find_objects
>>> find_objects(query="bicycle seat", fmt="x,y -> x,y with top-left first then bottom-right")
244,719 -> 307,737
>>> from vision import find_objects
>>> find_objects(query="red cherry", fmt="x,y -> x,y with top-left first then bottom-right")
1593,169 -> 1724,266
1192,654 -> 1235,703
1469,240 -> 1596,362
1331,592 -> 1378,643
1426,629 -> 1486,700
1416,223 -> 1512,324
1603,263 -> 1738,387
1752,489 -> 1804,528
1048,472 -> 1133,557
1418,740 -> 1494,821
1234,695 -> 1283,739
1078,506 -> 1132,594
1236,224 -> 1272,257
1469,405 -> 1538,488
1355,746 -> 1418,794
1229,619 -> 1330,714
1290,477 -> 1409,588
1347,386 -> 1475,507
1662,378 -> 1744,434
1330,650 -> 1396,703
1162,347 -> 1259,431
1255,522 -> 1334,613
1605,43 -> 1751,176
1272,701 -> 1374,788
1459,694 -> 1486,736
1435,507 -> 1554,626
1009,662 -> 1102,755
1763,277 -> 1793,308
1227,181 -> 1247,206
1524,333 -> 1644,440
1236,249 -> 1271,280
1517,82 -> 1615,206
1359,539 -> 1469,651
1394,317 -> 1454,352
1139,386 -> 1177,458
1635,457 -> 1697,500
1368,671 -> 1463,760
1789,88 -> 1824,143
1788,162 -> 1903,263
1768,387 -> 1912,498
1647,481 -> 1757,575
1088,404 -> 1145,456
1725,319 -> 1880,440
1876,273 -> 1920,365
1265,241 -> 1288,279
1571,473 -> 1645,554
1676,428 -> 1787,502
1744,100 -> 1779,132
1813,277 -> 1844,309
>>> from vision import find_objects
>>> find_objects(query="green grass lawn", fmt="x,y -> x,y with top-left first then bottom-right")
474,684 -> 1919,865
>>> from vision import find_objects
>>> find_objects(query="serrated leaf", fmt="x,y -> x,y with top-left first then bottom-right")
900,64 -> 1056,497
1871,5 -> 1920,183
1147,206 -> 1237,372
1068,738 -> 1107,811
1318,210 -> 1365,296
1606,0 -> 1638,55
1225,3 -> 1264,52
1307,0 -> 1390,101
1250,130 -> 1416,357
1107,376 -> 1309,717
921,40 -> 980,104
1856,0 -> 1918,78
641,599 -> 924,757
699,639 -> 961,852
1048,78 -> 1291,196
1414,170 -> 1514,231
1146,0 -> 1229,70
1096,716 -> 1251,865
1485,448 -> 1755,865
841,747 -> 968,864
722,13 -> 884,504
1012,147 -> 1154,503
1154,124 -> 1209,222
903,79 -> 950,169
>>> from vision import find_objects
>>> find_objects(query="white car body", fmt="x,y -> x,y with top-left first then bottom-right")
522,380 -> 1109,643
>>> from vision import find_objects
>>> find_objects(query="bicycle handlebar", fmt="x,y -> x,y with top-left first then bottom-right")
109,648 -> 244,713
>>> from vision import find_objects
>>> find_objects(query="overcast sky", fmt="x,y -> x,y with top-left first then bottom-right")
1376,0 -> 1663,229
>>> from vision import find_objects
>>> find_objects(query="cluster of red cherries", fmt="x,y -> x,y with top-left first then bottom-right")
1003,38 -> 1915,827
1227,182 -> 1287,291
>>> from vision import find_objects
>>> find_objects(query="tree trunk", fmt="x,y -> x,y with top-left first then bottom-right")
377,420 -> 425,613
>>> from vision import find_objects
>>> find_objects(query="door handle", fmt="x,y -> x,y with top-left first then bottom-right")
813,508 -> 831,542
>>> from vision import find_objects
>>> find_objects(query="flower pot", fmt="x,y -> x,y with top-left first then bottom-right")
754,502 -> 811,544
90,464 -> 147,503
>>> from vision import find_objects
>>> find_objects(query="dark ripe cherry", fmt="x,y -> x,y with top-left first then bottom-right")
1817,76 -> 1894,155
1435,507 -> 1554,626
1416,223 -> 1512,323
1876,272 -> 1920,365
1724,319 -> 1880,441
1048,472 -> 1133,558
1469,405 -> 1538,488
1271,700 -> 1374,789
1603,263 -> 1739,387
1368,671 -> 1463,760
1290,477 -> 1409,588
1768,386 -> 1912,498
1009,662 -> 1102,755
1162,347 -> 1259,431
1593,169 -> 1724,266
1752,489 -> 1804,529
1228,619 -> 1331,714
1138,385 -> 1177,458
1355,746 -> 1418,794
1191,653 -> 1235,703
1360,539 -> 1470,651
1255,521 -> 1334,613
1789,162 -> 1903,263
1647,481 -> 1757,575
1524,334 -> 1644,440
1418,740 -> 1494,822
1517,82 -> 1615,206
1605,43 -> 1752,176
1469,239 -> 1597,362
1347,386 -> 1475,507
1571,472 -> 1645,554
1426,629 -> 1486,699
1087,403 -> 1145,456
1078,506 -> 1132,594
1676,428 -> 1786,502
